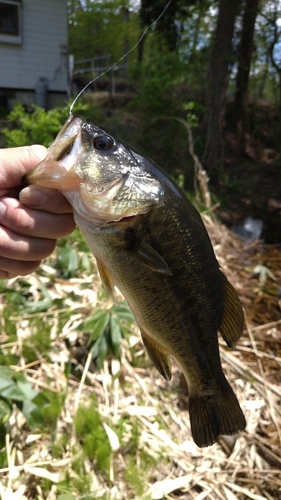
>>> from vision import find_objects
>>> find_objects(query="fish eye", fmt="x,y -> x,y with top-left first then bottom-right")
94,135 -> 114,151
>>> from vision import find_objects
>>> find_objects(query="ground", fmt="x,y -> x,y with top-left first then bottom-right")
214,102 -> 281,244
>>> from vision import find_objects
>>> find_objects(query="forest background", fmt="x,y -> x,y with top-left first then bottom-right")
67,0 -> 281,244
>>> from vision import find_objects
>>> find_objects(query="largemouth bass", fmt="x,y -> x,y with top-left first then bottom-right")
25,115 -> 246,447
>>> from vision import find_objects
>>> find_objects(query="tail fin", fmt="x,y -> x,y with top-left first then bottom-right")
189,379 -> 246,448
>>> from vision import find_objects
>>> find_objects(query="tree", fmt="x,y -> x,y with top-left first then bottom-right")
251,0 -> 281,106
233,0 -> 260,131
267,1 -> 281,110
203,0 -> 242,173
137,0 -> 191,62
68,0 -> 139,70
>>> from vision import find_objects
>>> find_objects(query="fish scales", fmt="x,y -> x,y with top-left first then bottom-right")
88,203 -> 225,386
24,115 -> 246,447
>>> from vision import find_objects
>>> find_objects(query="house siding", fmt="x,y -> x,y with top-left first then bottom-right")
0,0 -> 68,93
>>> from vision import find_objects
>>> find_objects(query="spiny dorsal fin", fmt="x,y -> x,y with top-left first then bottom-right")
140,329 -> 172,381
219,272 -> 245,348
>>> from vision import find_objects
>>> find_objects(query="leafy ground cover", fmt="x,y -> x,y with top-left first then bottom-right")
0,210 -> 280,499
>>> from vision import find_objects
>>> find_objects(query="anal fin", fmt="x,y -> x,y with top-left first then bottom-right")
140,329 -> 172,381
219,272 -> 245,348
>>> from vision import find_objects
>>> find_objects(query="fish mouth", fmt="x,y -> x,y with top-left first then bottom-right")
24,114 -> 84,191
24,114 -> 164,229
23,114 -> 144,226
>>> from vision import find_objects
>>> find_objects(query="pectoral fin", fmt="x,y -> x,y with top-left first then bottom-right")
132,237 -> 173,276
101,226 -> 173,276
96,258 -> 118,304
219,272 -> 245,348
140,329 -> 172,381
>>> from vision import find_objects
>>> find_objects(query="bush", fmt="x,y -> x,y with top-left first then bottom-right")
2,101 -> 87,148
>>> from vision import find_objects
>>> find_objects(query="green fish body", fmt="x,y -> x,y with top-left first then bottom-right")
25,115 -> 246,447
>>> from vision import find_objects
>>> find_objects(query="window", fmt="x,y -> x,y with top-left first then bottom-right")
0,1 -> 22,44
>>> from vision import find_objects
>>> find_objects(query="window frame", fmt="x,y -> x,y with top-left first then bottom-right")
0,0 -> 22,45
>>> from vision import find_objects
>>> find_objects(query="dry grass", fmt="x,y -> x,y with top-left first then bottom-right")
0,214 -> 281,500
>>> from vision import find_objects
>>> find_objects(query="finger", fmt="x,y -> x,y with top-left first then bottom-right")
0,145 -> 47,188
0,197 -> 75,239
0,255 -> 42,279
0,225 -> 56,261
20,186 -> 73,214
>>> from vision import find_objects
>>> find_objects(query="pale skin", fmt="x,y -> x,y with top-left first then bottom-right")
0,145 -> 75,279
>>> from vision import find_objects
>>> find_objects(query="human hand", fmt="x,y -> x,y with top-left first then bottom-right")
0,145 -> 75,279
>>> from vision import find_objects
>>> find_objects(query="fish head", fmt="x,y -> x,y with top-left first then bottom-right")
25,115 -> 164,227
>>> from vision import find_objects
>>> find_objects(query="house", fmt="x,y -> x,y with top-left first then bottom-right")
0,0 -> 69,110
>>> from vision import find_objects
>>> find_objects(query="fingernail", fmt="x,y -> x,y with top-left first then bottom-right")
20,186 -> 49,207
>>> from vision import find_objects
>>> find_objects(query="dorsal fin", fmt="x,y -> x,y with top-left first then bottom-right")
219,272 -> 245,348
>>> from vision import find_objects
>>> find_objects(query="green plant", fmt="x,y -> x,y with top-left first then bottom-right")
1,101 -> 87,148
0,366 -> 47,429
41,389 -> 67,430
74,395 -> 111,476
2,103 -> 68,147
124,419 -> 157,498
78,301 -> 134,368
132,52 -> 185,117
55,228 -> 93,279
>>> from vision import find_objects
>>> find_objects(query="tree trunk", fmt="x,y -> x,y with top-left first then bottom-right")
122,7 -> 130,77
137,33 -> 147,64
203,0 -> 241,173
234,0 -> 259,131
269,1 -> 281,112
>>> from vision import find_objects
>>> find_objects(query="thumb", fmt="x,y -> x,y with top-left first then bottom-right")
19,185 -> 73,214
0,145 -> 47,188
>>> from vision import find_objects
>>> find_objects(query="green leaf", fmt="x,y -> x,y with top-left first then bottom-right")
111,301 -> 134,324
19,400 -> 45,428
81,253 -> 90,271
23,281 -> 53,312
78,309 -> 104,332
0,373 -> 15,391
57,246 -> 79,277
85,311 -> 110,343
1,384 -> 25,401
0,398 -> 12,423
96,335 -> 108,370
110,316 -> 121,357
90,335 -> 103,359
0,377 -> 40,403
0,375 -> 24,401
17,379 -> 39,401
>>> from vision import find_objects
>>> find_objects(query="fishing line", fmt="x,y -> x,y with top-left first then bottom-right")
69,0 -> 173,113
